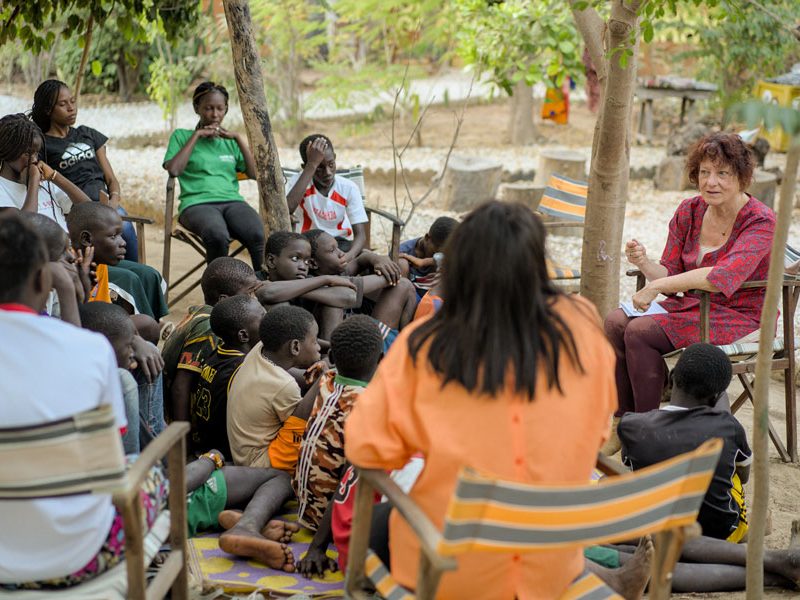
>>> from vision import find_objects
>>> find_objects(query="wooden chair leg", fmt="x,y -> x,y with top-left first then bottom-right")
167,431 -> 188,599
122,497 -> 146,600
649,524 -> 698,600
739,374 -> 791,462
345,474 -> 377,598
416,553 -> 447,600
135,221 -> 147,264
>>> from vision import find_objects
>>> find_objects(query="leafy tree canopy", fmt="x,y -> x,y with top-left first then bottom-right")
0,0 -> 199,53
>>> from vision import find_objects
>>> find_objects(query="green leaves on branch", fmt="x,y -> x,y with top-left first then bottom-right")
453,0 -> 583,96
1,0 -> 199,52
728,100 -> 800,140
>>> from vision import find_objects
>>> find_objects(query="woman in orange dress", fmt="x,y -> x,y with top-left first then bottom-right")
345,201 -> 617,600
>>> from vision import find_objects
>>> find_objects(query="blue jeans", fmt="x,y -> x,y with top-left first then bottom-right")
134,368 -> 166,442
117,205 -> 139,263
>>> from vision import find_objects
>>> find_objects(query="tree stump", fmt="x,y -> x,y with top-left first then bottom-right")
533,150 -> 586,185
438,155 -> 503,213
500,181 -> 546,210
748,169 -> 778,209
655,156 -> 691,191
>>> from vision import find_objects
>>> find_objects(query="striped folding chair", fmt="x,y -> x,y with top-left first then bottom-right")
282,166 -> 405,261
629,243 -> 800,462
345,439 -> 723,600
0,405 -> 190,600
538,174 -> 588,289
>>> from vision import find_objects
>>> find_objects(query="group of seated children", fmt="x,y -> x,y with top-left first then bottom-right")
3,90 -> 796,595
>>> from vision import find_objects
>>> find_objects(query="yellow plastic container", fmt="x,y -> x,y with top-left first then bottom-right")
754,80 -> 800,152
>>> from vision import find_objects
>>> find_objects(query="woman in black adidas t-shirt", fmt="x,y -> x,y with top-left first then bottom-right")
31,79 -> 139,262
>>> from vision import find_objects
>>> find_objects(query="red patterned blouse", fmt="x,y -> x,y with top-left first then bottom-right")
651,195 -> 775,348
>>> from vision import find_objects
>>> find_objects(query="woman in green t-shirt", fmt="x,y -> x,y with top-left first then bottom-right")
163,82 -> 265,273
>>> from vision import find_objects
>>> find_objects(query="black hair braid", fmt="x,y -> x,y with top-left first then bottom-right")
192,81 -> 230,109
0,114 -> 41,163
31,79 -> 67,133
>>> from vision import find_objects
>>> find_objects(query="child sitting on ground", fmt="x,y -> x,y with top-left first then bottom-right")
78,302 -> 142,454
619,343 -> 751,542
227,305 -> 321,470
285,134 -> 368,263
184,449 -> 298,572
262,231 -> 361,339
162,257 -> 262,421
66,201 -> 167,320
190,295 -> 265,460
0,113 -> 89,231
398,216 -> 458,298
304,229 -> 416,347
292,315 -> 384,576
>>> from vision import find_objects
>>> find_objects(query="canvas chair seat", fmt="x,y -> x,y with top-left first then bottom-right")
0,511 -> 171,600
346,439 -> 722,600
0,405 -> 189,600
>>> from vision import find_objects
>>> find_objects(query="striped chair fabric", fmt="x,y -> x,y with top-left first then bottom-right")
547,258 -> 580,280
538,173 -> 587,223
364,549 -> 621,600
0,404 -> 126,499
438,438 -> 722,556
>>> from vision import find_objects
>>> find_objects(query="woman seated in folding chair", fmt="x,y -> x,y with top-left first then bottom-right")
604,132 -> 775,453
163,82 -> 265,274
344,201 -> 618,600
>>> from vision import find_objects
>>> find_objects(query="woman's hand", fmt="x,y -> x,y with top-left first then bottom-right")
625,239 -> 648,267
217,127 -> 237,140
194,125 -> 219,139
632,284 -> 660,313
38,162 -> 56,182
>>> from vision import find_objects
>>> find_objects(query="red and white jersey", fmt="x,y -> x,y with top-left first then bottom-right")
287,173 -> 368,240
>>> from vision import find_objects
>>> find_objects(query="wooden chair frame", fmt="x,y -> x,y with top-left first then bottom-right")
0,418 -> 190,600
345,451 -> 707,600
121,215 -> 154,264
630,269 -> 800,462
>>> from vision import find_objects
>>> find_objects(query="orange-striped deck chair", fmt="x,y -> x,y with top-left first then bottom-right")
538,174 -> 587,287
345,438 -> 723,600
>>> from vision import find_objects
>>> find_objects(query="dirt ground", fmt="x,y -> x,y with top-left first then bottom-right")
125,97 -> 800,599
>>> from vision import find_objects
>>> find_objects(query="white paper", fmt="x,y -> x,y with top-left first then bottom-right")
619,300 -> 668,318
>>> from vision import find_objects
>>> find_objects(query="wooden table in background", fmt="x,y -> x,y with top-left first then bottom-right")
636,86 -> 716,143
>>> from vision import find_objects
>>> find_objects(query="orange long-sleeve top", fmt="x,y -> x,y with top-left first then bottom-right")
345,295 -> 617,600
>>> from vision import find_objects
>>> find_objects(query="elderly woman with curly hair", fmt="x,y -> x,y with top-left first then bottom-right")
604,132 -> 775,445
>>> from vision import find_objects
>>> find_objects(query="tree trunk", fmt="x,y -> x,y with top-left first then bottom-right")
73,14 -> 94,100
222,0 -> 291,234
573,0 -> 641,317
508,80 -> 536,145
745,140 -> 799,598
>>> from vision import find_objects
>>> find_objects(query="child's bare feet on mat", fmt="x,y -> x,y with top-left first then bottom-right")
218,510 -> 299,542
219,526 -> 296,572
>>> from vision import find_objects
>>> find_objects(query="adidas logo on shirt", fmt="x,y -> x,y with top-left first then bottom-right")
59,142 -> 96,170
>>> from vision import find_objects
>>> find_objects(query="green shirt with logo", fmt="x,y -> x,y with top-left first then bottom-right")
164,129 -> 247,213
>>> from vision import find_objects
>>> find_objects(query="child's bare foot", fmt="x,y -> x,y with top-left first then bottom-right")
219,526 -> 295,572
218,510 -> 299,542
261,519 -> 300,543
218,509 -> 243,531
597,537 -> 653,600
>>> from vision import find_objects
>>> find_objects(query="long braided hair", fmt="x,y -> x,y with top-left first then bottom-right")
30,79 -> 68,134
0,114 -> 42,164
0,113 -> 58,220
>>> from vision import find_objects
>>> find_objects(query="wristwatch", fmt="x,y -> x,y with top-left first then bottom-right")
201,450 -> 224,469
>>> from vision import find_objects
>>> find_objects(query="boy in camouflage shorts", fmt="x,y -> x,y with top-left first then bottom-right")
292,315 -> 383,576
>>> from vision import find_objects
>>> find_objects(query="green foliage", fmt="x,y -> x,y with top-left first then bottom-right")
250,0 -> 328,138
453,0 -> 583,96
728,100 -> 800,139
147,55 -> 191,130
1,0 -> 199,53
659,1 -> 799,108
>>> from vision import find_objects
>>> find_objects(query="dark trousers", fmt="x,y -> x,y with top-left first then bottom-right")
178,201 -> 265,272
604,309 -> 675,415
